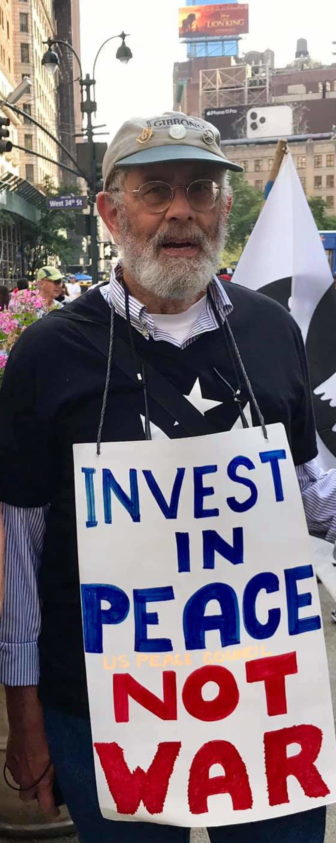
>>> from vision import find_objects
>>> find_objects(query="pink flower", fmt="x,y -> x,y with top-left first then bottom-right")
0,312 -> 18,335
0,351 -> 8,369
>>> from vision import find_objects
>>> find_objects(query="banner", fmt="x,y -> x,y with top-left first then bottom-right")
205,99 -> 336,141
178,4 -> 249,39
74,424 -> 336,826
233,153 -> 336,469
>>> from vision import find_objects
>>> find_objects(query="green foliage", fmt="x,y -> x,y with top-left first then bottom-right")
22,177 -> 84,280
225,172 -> 264,254
307,197 -> 336,231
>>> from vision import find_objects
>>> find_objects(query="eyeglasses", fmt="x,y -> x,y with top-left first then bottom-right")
111,179 -> 223,214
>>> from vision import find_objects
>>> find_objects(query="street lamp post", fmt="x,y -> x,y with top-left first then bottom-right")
41,32 -> 132,283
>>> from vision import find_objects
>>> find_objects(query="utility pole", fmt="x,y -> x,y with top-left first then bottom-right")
42,33 -> 132,284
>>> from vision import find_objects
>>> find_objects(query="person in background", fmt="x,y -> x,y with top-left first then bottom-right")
66,275 -> 82,301
35,266 -> 65,308
0,285 -> 10,310
16,279 -> 29,291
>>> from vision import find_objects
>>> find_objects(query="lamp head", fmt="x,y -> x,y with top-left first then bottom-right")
116,33 -> 132,64
41,46 -> 59,74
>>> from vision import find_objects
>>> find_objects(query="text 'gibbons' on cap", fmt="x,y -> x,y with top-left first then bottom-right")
102,111 -> 243,187
36,266 -> 64,283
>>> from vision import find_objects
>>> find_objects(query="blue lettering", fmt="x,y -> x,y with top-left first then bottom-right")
203,528 -> 244,568
194,465 -> 219,518
142,467 -> 185,518
175,532 -> 190,572
81,467 -> 97,527
243,572 -> 281,638
259,449 -> 286,501
102,468 -> 140,523
81,584 -> 130,653
226,456 -> 258,513
133,587 -> 174,651
285,565 -> 321,635
183,582 -> 239,649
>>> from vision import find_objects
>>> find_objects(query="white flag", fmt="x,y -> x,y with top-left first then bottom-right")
233,151 -> 336,469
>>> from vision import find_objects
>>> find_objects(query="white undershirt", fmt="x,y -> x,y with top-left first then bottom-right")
149,295 -> 207,345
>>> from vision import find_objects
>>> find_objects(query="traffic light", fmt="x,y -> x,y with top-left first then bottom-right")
0,116 -> 12,153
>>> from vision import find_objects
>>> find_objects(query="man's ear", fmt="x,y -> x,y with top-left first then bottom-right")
96,192 -> 120,241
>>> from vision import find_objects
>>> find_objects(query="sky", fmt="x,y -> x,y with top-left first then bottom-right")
79,0 -> 336,141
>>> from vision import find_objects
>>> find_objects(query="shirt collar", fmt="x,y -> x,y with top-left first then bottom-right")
104,262 -> 233,337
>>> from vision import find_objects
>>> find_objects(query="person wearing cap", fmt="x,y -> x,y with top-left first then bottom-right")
0,111 -> 335,843
36,266 -> 66,308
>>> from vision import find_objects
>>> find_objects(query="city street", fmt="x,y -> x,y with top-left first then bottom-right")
1,582 -> 336,842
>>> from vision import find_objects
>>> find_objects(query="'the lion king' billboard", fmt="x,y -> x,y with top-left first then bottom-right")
178,4 -> 249,39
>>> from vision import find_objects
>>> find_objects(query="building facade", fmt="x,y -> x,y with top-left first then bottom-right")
221,136 -> 336,214
12,0 -> 59,187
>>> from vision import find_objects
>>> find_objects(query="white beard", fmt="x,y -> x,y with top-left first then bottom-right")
117,210 -> 228,301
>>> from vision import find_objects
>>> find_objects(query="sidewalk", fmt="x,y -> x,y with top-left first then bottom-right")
1,582 -> 336,842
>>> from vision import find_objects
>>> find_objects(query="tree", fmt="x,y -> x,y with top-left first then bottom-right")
22,177 -> 84,280
307,197 -> 336,231
224,172 -> 264,254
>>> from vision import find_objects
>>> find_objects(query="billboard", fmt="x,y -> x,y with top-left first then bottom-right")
178,3 -> 249,39
205,100 -> 336,141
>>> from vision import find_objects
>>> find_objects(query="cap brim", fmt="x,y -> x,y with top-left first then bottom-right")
116,144 -> 243,172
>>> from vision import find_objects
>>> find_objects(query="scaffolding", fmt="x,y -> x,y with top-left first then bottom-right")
199,64 -> 270,112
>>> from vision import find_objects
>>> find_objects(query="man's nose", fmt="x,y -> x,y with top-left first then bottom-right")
164,185 -> 196,221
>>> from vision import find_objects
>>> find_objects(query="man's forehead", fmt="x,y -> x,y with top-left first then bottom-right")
124,161 -> 224,184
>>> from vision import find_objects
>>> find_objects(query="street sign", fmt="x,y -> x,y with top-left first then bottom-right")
47,195 -> 88,210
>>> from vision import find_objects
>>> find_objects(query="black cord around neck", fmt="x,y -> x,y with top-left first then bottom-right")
208,288 -> 268,440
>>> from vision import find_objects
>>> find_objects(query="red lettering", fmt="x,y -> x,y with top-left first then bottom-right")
94,741 -> 181,814
188,740 -> 253,813
246,652 -> 298,716
182,665 -> 239,721
113,671 -> 177,722
264,725 -> 330,805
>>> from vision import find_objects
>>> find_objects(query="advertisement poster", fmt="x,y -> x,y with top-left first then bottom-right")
74,424 -> 336,827
178,4 -> 249,39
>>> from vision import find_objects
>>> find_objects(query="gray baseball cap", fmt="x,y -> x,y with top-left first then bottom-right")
102,111 -> 243,187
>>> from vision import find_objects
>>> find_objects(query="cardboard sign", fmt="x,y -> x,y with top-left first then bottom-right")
74,423 -> 336,827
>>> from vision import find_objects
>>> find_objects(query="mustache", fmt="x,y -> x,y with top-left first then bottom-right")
153,223 -> 209,252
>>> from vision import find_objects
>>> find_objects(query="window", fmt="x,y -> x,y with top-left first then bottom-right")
268,158 -> 274,170
299,176 -> 306,189
326,154 -> 335,167
22,102 -> 31,124
314,154 -> 322,168
25,163 -> 34,182
19,12 -> 28,32
254,180 -> 263,191
297,156 -> 306,169
326,174 -> 334,188
254,160 -> 262,172
314,175 -> 322,189
6,20 -> 9,37
326,196 -> 334,208
240,161 -> 248,171
24,134 -> 32,150
20,42 -> 30,62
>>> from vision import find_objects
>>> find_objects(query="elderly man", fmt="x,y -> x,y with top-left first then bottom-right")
1,112 -> 336,843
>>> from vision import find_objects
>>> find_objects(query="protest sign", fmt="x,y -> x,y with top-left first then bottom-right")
74,423 -> 336,827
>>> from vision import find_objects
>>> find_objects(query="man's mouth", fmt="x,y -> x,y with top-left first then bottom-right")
160,240 -> 201,256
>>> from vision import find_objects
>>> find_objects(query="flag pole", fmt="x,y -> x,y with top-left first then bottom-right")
264,139 -> 288,198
